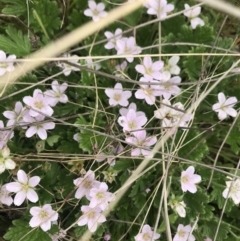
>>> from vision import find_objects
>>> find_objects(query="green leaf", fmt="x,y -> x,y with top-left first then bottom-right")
31,0 -> 61,36
1,0 -> 26,16
0,26 -> 31,56
201,220 -> 231,241
46,135 -> 60,147
183,191 -> 211,218
176,129 -> 209,162
183,46 -> 207,81
4,219 -> 51,241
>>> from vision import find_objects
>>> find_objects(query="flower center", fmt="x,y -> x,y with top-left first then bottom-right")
144,87 -> 153,96
178,230 -> 186,238
96,192 -> 104,199
93,9 -> 99,16
143,233 -> 151,240
128,121 -> 136,129
114,94 -> 121,101
0,63 -> 8,68
181,175 -> 189,183
83,180 -> 92,189
34,101 -> 43,109
87,211 -> 95,219
39,210 -> 48,219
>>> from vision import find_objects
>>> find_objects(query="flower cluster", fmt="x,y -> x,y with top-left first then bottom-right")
2,79 -> 68,144
74,170 -> 115,232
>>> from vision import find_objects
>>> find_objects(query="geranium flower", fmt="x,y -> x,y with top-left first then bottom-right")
77,205 -> 106,232
23,89 -> 53,117
222,178 -> 240,204
118,109 -> 147,132
183,4 -> 204,29
154,99 -> 191,129
116,37 -> 142,63
0,146 -> 16,174
135,78 -> 162,105
173,224 -> 195,241
57,53 -> 80,76
135,56 -> 163,80
0,50 -> 16,76
44,80 -> 68,107
212,92 -> 237,120
162,56 -> 181,80
29,204 -> 58,231
88,182 -> 114,210
84,1 -> 107,22
105,83 -> 132,107
181,166 -> 201,193
0,120 -> 14,149
135,224 -> 160,241
23,114 -> 55,140
119,103 -> 145,117
6,169 -> 40,206
159,76 -> 181,99
146,0 -> 174,19
73,170 -> 100,199
104,28 -> 123,50
126,130 -> 157,156
3,101 -> 27,127
0,184 -> 13,206
170,200 -> 186,218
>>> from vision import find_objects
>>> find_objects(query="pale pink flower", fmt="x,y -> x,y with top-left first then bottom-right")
204,238 -> 212,241
170,200 -> 186,218
6,169 -> 40,206
146,0 -> 174,19
181,166 -> 201,193
212,92 -> 237,120
118,109 -> 148,132
105,83 -> 132,107
73,170 -> 100,199
73,132 -> 81,142
0,184 -> 13,206
44,80 -> 68,107
57,53 -> 80,76
135,78 -> 162,105
104,234 -> 111,241
84,1 -> 107,22
96,144 -> 124,166
184,4 -> 204,29
115,61 -> 128,77
119,103 -> 145,117
77,205 -> 106,232
116,37 -> 142,63
115,61 -> 127,72
135,224 -> 160,241
154,99 -> 191,129
3,101 -> 27,127
23,114 -> 55,140
0,146 -> 16,174
126,130 -> 157,156
162,56 -> 180,80
159,76 -> 181,99
173,224 -> 195,241
88,182 -> 114,210
0,50 -> 16,76
222,178 -> 240,205
23,89 -> 53,117
29,204 -> 58,231
135,56 -> 163,80
85,57 -> 101,71
104,28 -> 123,49
0,120 -> 14,149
